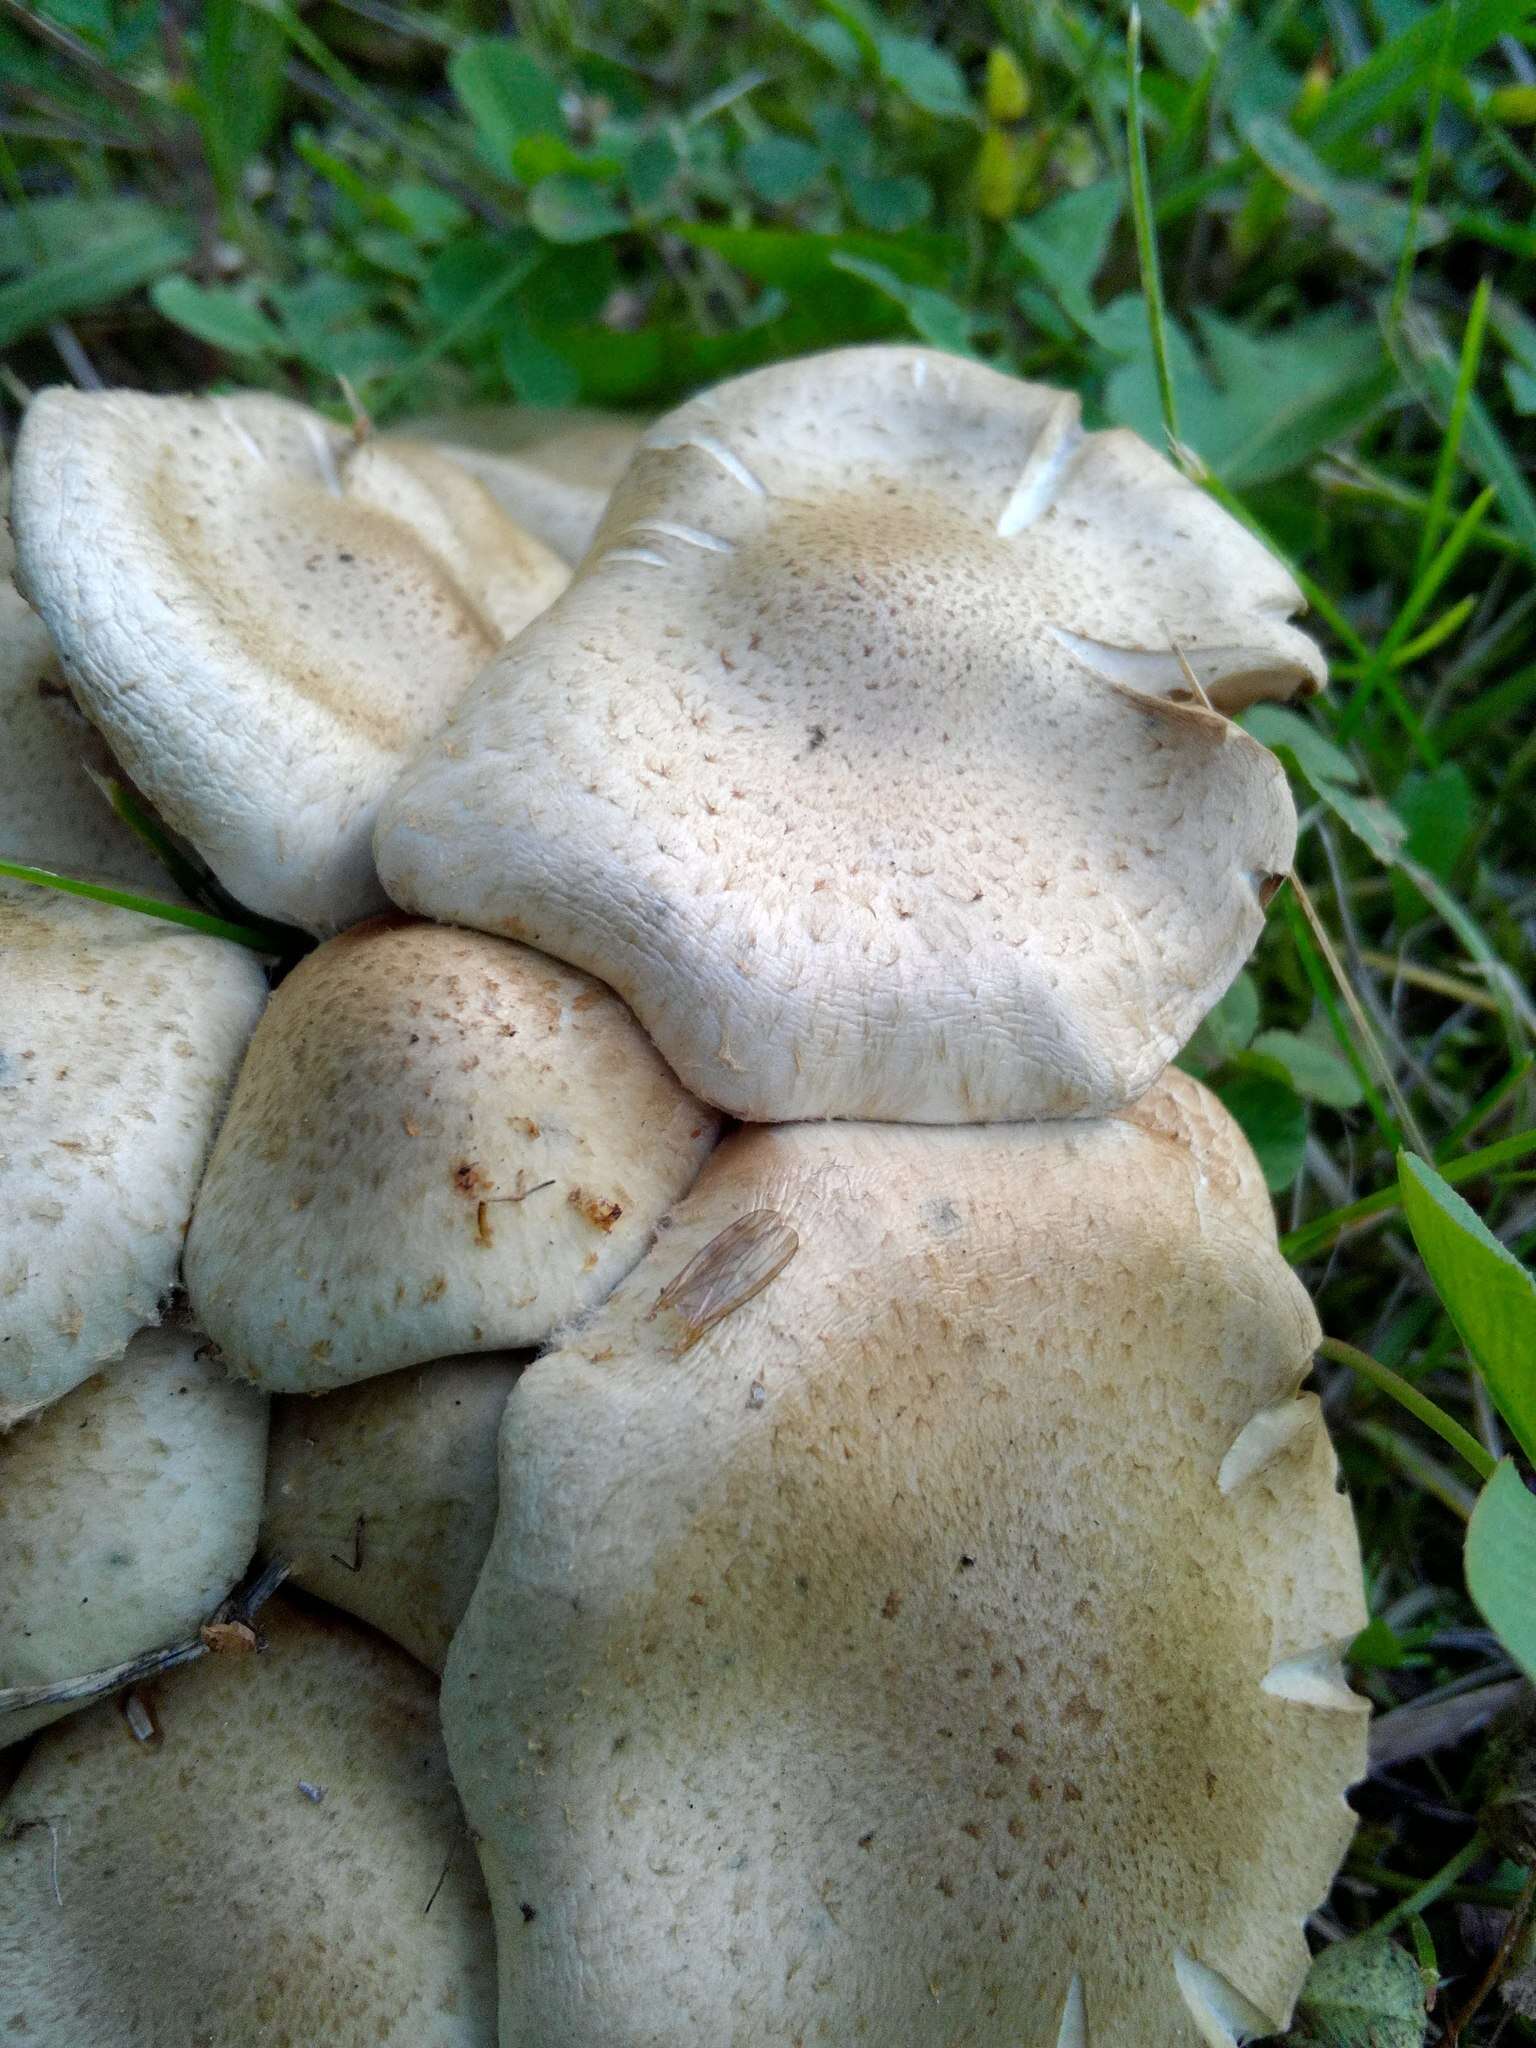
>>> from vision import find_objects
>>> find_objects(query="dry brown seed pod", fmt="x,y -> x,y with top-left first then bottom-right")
11,389 -> 569,934
444,1074 -> 1366,2048
262,1353 -> 525,1671
183,915 -> 718,1394
1,1597 -> 496,2046
377,344 -> 1319,1124
0,1322 -> 267,1746
0,892 -> 267,1426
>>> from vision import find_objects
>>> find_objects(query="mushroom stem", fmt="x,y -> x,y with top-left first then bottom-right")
0,1556 -> 291,1717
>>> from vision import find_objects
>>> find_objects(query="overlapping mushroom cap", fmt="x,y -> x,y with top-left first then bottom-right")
443,1071 -> 1366,2047
0,1321 -> 267,1745
11,389 -> 569,933
400,406 -> 646,564
0,892 -> 267,1426
1,1598 -> 497,2047
0,505 -> 169,892
377,344 -> 1322,1123
183,915 -> 718,1394
263,1353 -> 524,1670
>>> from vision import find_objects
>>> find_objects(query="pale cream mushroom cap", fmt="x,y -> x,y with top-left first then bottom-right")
377,343 -> 1319,1124
443,1076 -> 1366,2048
263,1352 -> 524,1670
0,500 -> 170,892
0,893 -> 267,1427
1,1597 -> 496,2047
0,1321 -> 267,1746
397,406 -> 647,564
183,915 -> 718,1395
11,389 -> 569,934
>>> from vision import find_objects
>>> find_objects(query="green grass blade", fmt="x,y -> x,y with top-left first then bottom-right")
1416,273 -> 1490,579
0,861 -> 286,952
1281,1127 -> 1536,1262
1124,8 -> 1178,452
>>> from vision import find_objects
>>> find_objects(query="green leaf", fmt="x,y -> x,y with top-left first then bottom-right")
844,171 -> 932,232
1280,1934 -> 1427,2048
150,276 -> 285,357
1394,762 -> 1474,881
827,253 -> 974,353
1182,970 -> 1260,1068
1310,0 -> 1534,147
1241,704 -> 1408,866
742,135 -> 824,205
0,216 -> 191,350
449,39 -> 564,176
1243,114 -> 1445,272
1467,1461 -> 1536,1683
1006,182 -> 1121,331
1399,1153 -> 1536,1462
1218,1072 -> 1307,1192
528,176 -> 626,245
877,32 -> 973,120
498,318 -> 580,406
1247,1029 -> 1365,1110
672,222 -> 957,292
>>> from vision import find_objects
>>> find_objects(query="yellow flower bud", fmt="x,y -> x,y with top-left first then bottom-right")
975,126 -> 1022,222
984,46 -> 1030,125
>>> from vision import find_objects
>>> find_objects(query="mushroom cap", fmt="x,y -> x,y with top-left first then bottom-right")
262,1352 -> 524,1670
377,344 -> 1318,1123
183,915 -> 718,1394
0,510 -> 170,892
1,1597 -> 496,2047
443,1076 -> 1366,2047
0,1321 -> 267,1746
11,389 -> 569,933
398,407 -> 647,564
0,892 -> 267,1426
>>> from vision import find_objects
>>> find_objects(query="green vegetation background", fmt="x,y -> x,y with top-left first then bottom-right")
3,0 -> 1536,2038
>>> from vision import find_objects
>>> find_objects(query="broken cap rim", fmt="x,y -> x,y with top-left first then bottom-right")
376,343 -> 1313,1124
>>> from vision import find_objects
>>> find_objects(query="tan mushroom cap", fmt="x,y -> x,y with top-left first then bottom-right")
397,406 -> 647,564
443,1076 -> 1366,2048
0,503 -> 170,893
377,344 -> 1319,1124
183,915 -> 718,1395
263,1352 -> 524,1671
0,1322 -> 267,1746
11,389 -> 569,934
1,1597 -> 496,2047
0,892 -> 267,1427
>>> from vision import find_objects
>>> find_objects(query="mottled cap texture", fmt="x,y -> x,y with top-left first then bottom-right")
0,892 -> 267,1426
11,388 -> 569,933
377,344 -> 1320,1123
399,407 -> 647,564
1,1597 -> 497,2047
183,915 -> 718,1394
263,1351 -> 524,1670
0,1320 -> 267,1746
443,1076 -> 1366,2048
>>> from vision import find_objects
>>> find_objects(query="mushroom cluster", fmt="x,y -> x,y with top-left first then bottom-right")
1,346 -> 1367,2047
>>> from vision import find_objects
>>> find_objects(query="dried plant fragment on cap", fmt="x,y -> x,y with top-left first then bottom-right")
183,916 -> 718,1395
0,892 -> 267,1428
444,1075 -> 1366,2048
396,406 -> 647,564
377,344 -> 1320,1124
263,1352 -> 524,1671
11,388 -> 570,934
1,1598 -> 496,2047
0,1322 -> 267,1746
